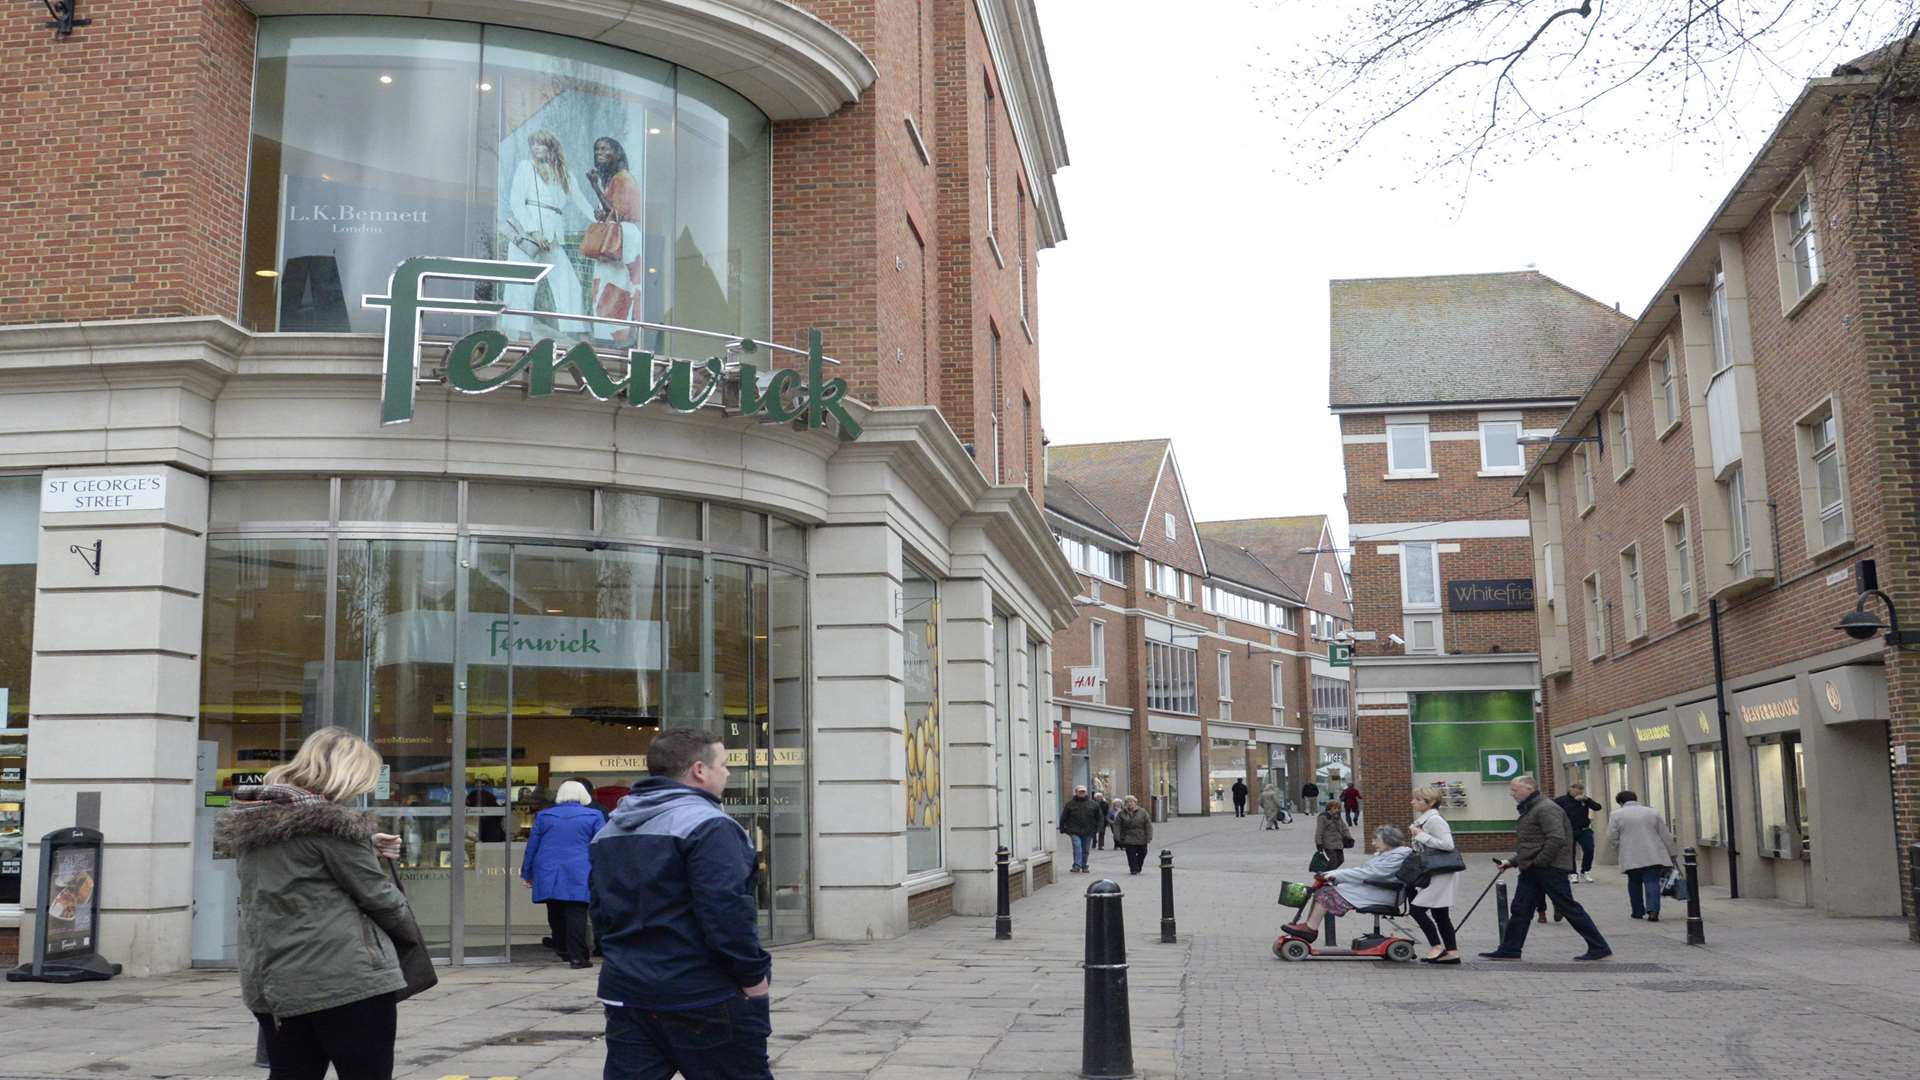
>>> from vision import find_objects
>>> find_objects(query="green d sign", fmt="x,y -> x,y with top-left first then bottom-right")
364,256 -> 860,438
1479,748 -> 1525,783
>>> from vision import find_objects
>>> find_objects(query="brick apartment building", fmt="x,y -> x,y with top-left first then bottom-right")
1330,273 -> 1631,848
1044,440 -> 1352,816
0,0 -> 1080,974
1521,62 -> 1918,927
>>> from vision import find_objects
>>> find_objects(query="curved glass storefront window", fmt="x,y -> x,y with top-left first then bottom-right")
196,478 -> 809,959
241,17 -> 772,356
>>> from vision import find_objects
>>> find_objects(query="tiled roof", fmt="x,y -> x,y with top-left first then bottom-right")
1197,536 -> 1302,604
1329,271 -> 1633,407
1043,476 -> 1132,544
1198,517 -> 1328,602
1045,440 -> 1169,544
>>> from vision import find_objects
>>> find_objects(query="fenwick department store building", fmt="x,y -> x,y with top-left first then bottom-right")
0,1 -> 1078,974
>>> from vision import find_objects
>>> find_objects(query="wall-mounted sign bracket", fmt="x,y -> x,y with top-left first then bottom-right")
41,1 -> 92,37
69,540 -> 101,576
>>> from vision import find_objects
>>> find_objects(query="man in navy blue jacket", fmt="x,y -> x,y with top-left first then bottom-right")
591,729 -> 772,1079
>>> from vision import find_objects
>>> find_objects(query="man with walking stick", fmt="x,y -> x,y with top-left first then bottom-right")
1479,775 -> 1612,962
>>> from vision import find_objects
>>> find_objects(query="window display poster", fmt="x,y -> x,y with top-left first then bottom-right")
1409,690 -> 1537,832
278,176 -> 472,334
44,845 -> 98,958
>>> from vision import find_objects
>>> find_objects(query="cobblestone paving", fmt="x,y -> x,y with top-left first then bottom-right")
1,814 -> 1916,1078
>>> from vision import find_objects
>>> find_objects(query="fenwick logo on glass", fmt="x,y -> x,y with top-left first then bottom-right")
363,256 -> 862,438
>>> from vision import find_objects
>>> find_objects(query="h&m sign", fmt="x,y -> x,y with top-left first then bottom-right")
364,257 -> 861,438
1447,579 -> 1535,612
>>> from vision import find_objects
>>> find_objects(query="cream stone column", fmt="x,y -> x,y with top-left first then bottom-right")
941,577 -> 998,915
22,465 -> 207,976
807,523 -> 909,940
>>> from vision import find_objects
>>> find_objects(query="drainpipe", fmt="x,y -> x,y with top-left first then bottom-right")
1709,598 -> 1741,899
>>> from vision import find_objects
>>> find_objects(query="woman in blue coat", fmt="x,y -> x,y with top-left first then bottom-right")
521,780 -> 603,968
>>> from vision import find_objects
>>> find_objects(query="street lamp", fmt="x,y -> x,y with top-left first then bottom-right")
1835,589 -> 1913,648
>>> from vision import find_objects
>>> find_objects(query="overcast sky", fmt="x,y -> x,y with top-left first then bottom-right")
1031,0 -> 1820,551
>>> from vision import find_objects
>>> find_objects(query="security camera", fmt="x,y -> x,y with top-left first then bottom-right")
1388,633 -> 1405,646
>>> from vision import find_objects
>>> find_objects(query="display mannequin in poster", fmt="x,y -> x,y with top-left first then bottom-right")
502,130 -> 594,340
585,136 -> 646,345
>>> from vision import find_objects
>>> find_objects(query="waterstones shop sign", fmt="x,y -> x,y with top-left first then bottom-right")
365,256 -> 862,438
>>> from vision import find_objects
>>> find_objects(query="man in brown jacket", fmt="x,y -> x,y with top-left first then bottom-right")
1480,775 -> 1612,961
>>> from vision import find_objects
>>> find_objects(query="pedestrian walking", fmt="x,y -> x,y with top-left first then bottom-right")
1231,778 -> 1249,817
1479,775 -> 1612,962
1259,783 -> 1285,829
521,779 -> 601,968
1313,798 -> 1352,871
1340,783 -> 1363,827
1058,785 -> 1104,873
591,729 -> 774,1080
1112,795 -> 1153,874
1283,825 -> 1415,941
1091,789 -> 1112,849
216,727 -> 422,1080
1607,790 -> 1681,922
1407,785 -> 1461,964
1554,782 -> 1605,882
1301,779 -> 1320,816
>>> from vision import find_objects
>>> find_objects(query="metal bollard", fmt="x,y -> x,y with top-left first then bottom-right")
1081,880 -> 1135,1079
995,846 -> 1012,940
1683,847 -> 1705,945
1911,844 -> 1920,945
1158,850 -> 1176,944
1495,881 -> 1510,928
1322,909 -> 1336,946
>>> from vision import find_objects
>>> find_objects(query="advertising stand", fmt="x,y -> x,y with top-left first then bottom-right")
5,827 -> 121,982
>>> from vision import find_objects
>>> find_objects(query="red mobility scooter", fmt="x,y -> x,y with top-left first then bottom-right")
1271,876 -> 1419,962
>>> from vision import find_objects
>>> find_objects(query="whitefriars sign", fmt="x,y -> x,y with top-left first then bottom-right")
363,256 -> 861,438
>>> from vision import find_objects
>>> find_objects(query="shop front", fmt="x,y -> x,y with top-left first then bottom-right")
0,10 -> 1077,975
1405,690 -> 1536,834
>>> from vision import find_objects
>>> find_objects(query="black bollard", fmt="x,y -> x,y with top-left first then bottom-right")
1158,849 -> 1176,944
1081,880 -> 1134,1079
1495,880 -> 1510,928
1683,847 -> 1705,945
1322,908 -> 1336,946
1911,844 -> 1920,945
995,845 -> 1012,940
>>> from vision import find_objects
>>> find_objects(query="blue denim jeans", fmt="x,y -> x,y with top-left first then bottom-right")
1069,833 -> 1091,868
604,995 -> 772,1080
1627,865 -> 1665,918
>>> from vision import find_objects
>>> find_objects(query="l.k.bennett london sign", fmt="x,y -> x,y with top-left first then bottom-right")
364,256 -> 861,438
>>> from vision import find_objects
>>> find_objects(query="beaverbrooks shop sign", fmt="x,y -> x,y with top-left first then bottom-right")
364,256 -> 861,438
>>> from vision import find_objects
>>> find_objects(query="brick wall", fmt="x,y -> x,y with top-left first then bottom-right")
0,0 -> 255,324
1342,406 -> 1568,660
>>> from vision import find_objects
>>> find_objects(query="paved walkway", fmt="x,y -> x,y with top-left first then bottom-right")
2,812 -> 1918,1079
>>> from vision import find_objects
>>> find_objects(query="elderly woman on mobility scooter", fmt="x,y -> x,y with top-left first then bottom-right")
1283,824 -> 1414,941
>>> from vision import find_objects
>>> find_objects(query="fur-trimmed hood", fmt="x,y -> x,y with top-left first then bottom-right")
214,795 -> 376,854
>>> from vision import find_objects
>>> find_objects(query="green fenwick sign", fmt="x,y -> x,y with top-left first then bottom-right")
363,256 -> 860,438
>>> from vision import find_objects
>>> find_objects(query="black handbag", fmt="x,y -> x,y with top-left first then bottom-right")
1342,836 -> 1356,849
1308,849 -> 1334,874
1420,847 -> 1467,876
382,860 -> 440,1001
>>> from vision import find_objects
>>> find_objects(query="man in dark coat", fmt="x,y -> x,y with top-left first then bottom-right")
1058,786 -> 1104,873
1481,775 -> 1612,962
1300,780 -> 1320,816
1554,782 -> 1605,882
592,730 -> 773,1077
1230,779 -> 1249,818
1091,789 -> 1112,849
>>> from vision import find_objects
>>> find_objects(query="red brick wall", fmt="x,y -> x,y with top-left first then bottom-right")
931,1 -> 1043,502
0,0 -> 255,324
1138,459 -> 1206,575
1543,133 -> 1881,733
1342,406 -> 1568,659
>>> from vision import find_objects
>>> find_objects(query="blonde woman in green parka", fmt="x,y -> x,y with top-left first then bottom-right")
215,727 -> 421,1079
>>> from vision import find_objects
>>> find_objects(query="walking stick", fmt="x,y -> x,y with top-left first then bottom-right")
1455,859 -> 1512,928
